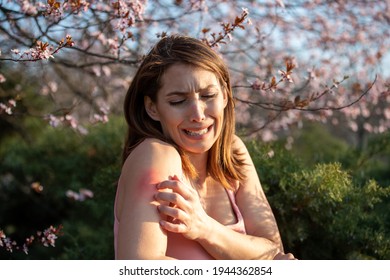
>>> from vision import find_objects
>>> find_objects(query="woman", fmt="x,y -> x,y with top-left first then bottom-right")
114,35 -> 295,260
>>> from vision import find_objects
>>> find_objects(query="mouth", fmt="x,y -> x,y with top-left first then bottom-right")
183,126 -> 211,136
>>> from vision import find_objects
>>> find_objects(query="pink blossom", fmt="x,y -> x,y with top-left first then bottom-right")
384,108 -> 390,120
190,0 -> 208,12
0,99 -> 17,115
39,226 -> 60,247
112,0 -> 146,33
251,79 -> 265,90
64,114 -> 78,129
278,69 -> 294,83
43,1 -> 64,21
92,104 -> 110,124
19,0 -> 39,15
63,0 -> 90,13
275,0 -> 285,8
102,66 -> 112,77
107,38 -> 119,54
47,114 -> 61,128
92,66 -> 102,77
261,129 -> 276,142
348,121 -> 358,132
363,123 -> 373,132
66,188 -> 94,202
93,114 -> 109,124
0,225 -> 62,254
0,74 -> 6,83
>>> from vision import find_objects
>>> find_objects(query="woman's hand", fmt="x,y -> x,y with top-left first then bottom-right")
273,252 -> 298,260
154,175 -> 210,241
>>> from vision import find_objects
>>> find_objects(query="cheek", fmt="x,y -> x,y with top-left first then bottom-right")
209,100 -> 226,120
158,113 -> 182,133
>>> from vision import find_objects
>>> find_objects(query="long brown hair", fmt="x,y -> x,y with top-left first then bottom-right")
122,35 -> 245,189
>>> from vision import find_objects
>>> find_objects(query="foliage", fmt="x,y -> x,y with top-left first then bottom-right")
247,135 -> 390,260
0,116 -> 124,259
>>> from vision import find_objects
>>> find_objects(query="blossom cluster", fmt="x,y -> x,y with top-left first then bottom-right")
202,8 -> 251,48
66,188 -> 94,202
250,59 -> 296,93
17,0 -> 90,19
112,0 -> 146,34
11,35 -> 74,61
0,99 -> 16,115
47,114 -> 87,135
46,103 -> 109,134
0,225 -> 62,255
92,105 -> 110,124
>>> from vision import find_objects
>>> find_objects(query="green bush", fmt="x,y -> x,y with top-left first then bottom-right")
0,117 -> 124,259
247,140 -> 390,259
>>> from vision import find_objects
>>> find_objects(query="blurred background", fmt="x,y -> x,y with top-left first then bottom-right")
0,0 -> 389,259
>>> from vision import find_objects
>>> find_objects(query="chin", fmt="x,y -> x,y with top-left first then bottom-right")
182,143 -> 215,155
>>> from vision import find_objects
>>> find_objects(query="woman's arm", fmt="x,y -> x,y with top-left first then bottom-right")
115,138 -> 183,259
155,135 -> 286,260
231,135 -> 284,256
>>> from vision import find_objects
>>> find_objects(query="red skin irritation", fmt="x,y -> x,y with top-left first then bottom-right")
135,169 -> 171,203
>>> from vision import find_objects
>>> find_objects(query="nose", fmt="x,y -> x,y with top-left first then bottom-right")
189,99 -> 206,122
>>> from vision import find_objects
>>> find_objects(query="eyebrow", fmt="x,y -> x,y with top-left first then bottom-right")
166,91 -> 187,97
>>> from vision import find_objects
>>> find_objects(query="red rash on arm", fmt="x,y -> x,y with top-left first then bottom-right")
135,169 -> 167,200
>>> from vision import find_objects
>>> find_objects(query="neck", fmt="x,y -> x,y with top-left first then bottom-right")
187,151 -> 209,186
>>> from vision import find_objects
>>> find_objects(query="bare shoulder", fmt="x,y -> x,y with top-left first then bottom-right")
122,138 -> 182,173
232,134 -> 252,163
127,138 -> 181,160
119,138 -> 183,193
116,137 -> 183,221
232,134 -> 247,151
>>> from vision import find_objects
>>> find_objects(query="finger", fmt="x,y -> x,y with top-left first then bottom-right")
157,177 -> 194,200
155,190 -> 189,210
273,252 -> 297,260
159,219 -> 188,234
155,190 -> 181,204
158,204 -> 188,221
157,179 -> 181,190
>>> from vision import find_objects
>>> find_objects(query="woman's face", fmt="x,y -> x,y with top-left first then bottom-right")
145,63 -> 228,155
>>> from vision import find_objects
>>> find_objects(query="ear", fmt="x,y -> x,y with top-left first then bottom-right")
144,96 -> 160,121
222,88 -> 229,108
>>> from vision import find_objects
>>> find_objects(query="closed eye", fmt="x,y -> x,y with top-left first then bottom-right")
202,93 -> 217,99
169,99 -> 185,106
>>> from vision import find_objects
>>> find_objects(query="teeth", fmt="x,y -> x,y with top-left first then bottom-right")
184,128 -> 208,136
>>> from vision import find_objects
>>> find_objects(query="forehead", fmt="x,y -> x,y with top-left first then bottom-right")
158,63 -> 221,94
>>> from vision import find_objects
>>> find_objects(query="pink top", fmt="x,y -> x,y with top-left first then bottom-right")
114,188 -> 246,259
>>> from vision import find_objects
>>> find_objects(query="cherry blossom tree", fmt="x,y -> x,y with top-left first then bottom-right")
1,0 -> 389,143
